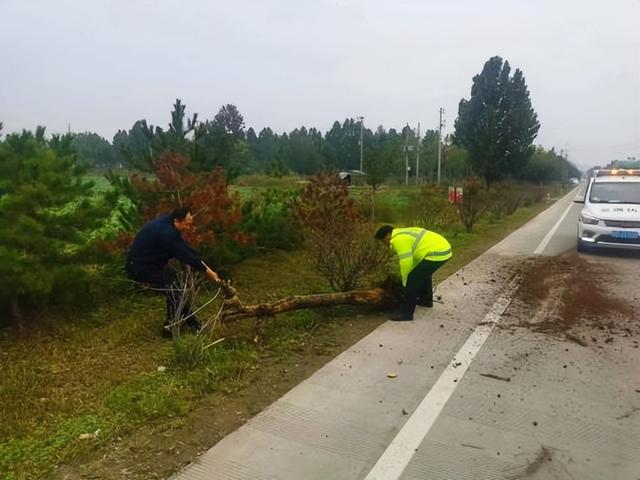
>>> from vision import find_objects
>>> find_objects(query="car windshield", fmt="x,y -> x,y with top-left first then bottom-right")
589,182 -> 640,204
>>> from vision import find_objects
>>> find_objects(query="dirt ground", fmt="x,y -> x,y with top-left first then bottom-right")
51,313 -> 385,480
504,251 -> 640,347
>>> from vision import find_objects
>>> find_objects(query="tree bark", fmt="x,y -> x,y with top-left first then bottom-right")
219,281 -> 395,323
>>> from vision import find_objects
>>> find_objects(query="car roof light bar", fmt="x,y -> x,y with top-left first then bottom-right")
595,169 -> 640,177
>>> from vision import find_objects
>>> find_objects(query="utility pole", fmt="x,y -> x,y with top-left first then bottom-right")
357,116 -> 364,172
404,123 -> 410,185
437,108 -> 444,185
415,122 -> 421,184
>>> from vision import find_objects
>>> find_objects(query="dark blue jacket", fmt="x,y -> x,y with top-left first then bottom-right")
127,214 -> 206,271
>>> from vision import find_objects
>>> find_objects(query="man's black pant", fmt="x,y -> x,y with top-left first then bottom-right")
401,259 -> 449,317
126,261 -> 194,329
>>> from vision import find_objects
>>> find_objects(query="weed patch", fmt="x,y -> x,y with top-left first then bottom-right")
105,373 -> 188,420
0,414 -> 113,479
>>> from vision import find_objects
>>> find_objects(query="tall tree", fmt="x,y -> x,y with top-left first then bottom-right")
454,56 -> 540,185
519,147 -> 581,183
113,120 -> 161,171
420,130 -> 439,183
251,127 -> 279,168
278,126 -> 324,174
113,99 -> 197,171
74,132 -> 123,169
365,142 -> 399,190
213,104 -> 245,139
323,118 -> 362,170
168,98 -> 197,139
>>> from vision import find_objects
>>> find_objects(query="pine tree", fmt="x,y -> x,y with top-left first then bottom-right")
454,56 -> 540,185
0,130 -> 108,324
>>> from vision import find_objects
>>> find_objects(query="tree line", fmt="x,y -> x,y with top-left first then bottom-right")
3,56 -> 581,186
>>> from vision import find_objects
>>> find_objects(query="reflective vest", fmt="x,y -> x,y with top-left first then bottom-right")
391,227 -> 452,286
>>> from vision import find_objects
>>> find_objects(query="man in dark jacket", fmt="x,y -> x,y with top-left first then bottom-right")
126,206 -> 220,337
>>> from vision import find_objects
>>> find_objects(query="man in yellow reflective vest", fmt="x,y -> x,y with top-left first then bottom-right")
375,225 -> 452,321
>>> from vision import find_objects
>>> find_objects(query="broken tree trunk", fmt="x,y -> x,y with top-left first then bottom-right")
218,281 -> 397,322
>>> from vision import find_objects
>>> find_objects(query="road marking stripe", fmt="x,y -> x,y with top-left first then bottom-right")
364,278 -> 520,480
533,195 -> 576,255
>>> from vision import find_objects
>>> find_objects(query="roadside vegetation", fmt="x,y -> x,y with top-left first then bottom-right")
0,56 -> 578,478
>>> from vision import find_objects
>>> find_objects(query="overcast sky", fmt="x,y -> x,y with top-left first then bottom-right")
1,0 -> 639,170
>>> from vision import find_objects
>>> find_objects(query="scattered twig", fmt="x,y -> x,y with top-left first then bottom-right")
460,443 -> 485,450
565,333 -> 588,347
616,407 -> 640,420
203,338 -> 225,350
479,373 -> 511,382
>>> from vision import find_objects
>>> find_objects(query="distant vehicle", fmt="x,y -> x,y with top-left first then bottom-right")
569,177 -> 580,185
575,169 -> 640,252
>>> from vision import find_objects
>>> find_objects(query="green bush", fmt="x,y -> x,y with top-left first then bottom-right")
48,265 -> 94,310
457,177 -> 490,232
241,188 -> 303,250
204,240 -> 251,266
294,173 -> 389,291
410,185 -> 459,231
488,184 -> 523,221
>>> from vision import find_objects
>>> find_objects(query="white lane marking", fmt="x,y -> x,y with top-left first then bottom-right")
364,278 -> 520,480
533,194 -> 576,255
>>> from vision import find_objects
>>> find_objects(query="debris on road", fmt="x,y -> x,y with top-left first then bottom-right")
616,407 -> 640,420
479,373 -> 511,382
566,333 -> 588,347
387,373 -> 397,378
505,254 -> 637,346
460,443 -> 485,450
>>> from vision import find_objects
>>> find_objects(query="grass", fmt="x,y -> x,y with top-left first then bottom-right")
84,174 -> 112,193
0,414 -> 115,480
0,185 -> 560,479
0,250 -> 336,479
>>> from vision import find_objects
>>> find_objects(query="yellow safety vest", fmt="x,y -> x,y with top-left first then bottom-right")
391,227 -> 452,286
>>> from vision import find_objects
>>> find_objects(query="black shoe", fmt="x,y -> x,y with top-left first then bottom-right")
389,312 -> 414,321
161,324 -> 173,339
417,299 -> 433,308
185,316 -> 202,333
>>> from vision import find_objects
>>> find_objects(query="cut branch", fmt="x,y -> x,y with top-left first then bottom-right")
218,280 -> 395,323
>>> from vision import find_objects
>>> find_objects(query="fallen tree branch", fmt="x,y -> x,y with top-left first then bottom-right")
217,280 -> 395,322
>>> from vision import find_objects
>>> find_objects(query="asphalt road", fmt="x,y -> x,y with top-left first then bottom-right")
172,188 -> 640,480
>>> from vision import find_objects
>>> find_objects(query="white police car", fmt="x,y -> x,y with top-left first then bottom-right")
576,169 -> 640,251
